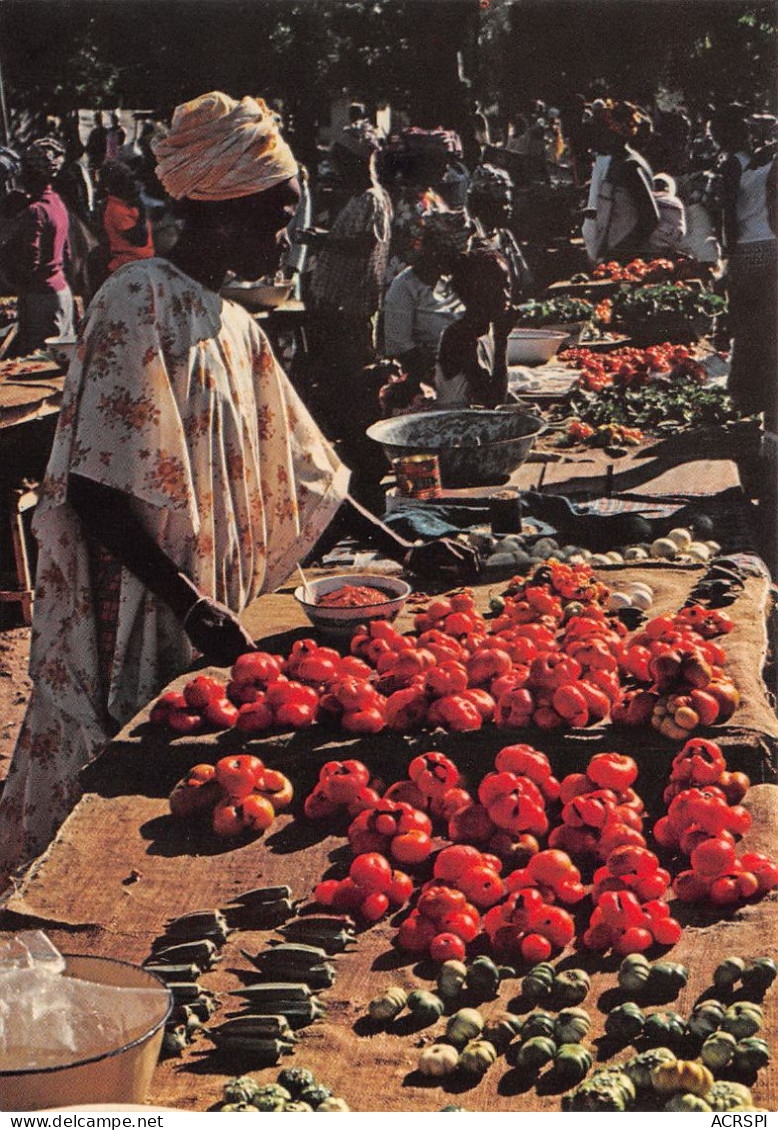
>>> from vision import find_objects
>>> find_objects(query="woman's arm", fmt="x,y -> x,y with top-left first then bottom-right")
67,473 -> 255,663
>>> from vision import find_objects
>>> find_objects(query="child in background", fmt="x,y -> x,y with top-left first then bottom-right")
647,173 -> 687,255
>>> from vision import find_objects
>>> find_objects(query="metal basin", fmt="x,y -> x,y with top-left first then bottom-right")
367,408 -> 545,487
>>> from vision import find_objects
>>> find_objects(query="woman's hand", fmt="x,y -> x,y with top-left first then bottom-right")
404,539 -> 482,582
182,596 -> 257,667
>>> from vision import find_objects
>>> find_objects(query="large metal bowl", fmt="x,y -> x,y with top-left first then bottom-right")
367,408 -> 545,487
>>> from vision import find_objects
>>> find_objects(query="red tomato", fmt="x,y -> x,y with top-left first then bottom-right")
690,836 -> 737,877
240,793 -> 275,833
520,933 -> 552,963
387,869 -> 414,906
360,891 -> 390,922
212,799 -> 245,838
235,699 -> 274,733
313,878 -> 341,906
739,852 -> 778,893
349,852 -> 393,894
461,688 -> 496,721
439,909 -> 480,942
396,913 -> 438,954
342,707 -> 386,734
184,675 -> 227,710
215,754 -> 265,798
408,752 -> 460,798
650,916 -> 682,945
385,687 -> 428,732
321,759 -> 371,804
533,904 -> 575,948
613,926 -> 654,955
304,784 -> 341,821
167,710 -> 204,734
391,830 -> 433,865
417,884 -> 468,922
434,843 -> 483,881
256,768 -> 293,812
587,753 -> 638,792
429,932 -> 467,963
457,864 -> 505,908
203,697 -> 239,729
448,803 -> 496,844
427,694 -> 482,732
431,787 -> 473,822
231,650 -> 282,688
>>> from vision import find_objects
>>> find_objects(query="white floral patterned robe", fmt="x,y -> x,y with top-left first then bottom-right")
0,259 -> 349,872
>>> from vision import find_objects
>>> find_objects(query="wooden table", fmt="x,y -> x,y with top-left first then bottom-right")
1,571 -> 776,1112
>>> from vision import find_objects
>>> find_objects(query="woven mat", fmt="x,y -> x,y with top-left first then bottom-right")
1,785 -> 775,1112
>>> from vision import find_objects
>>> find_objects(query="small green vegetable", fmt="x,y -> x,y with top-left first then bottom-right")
623,1047 -> 676,1091
705,1081 -> 754,1112
733,1037 -> 770,1075
318,1098 -> 351,1112
437,959 -> 468,1002
618,953 -> 651,995
521,1010 -> 556,1040
277,1067 -> 316,1097
406,989 -> 445,1025
299,1084 -> 333,1109
648,961 -> 688,998
642,1010 -> 685,1047
554,1042 -> 592,1084
741,957 -> 778,997
252,1085 -> 292,1112
282,1101 -> 313,1112
553,968 -> 591,1007
514,1035 -> 556,1070
458,1038 -> 498,1076
418,1043 -> 459,1077
466,955 -> 501,1000
687,999 -> 726,1041
664,1093 -> 712,1112
368,986 -> 408,1023
713,956 -> 746,991
722,1002 -> 763,1040
445,1007 -> 484,1049
555,1007 -> 591,1044
483,1010 -> 523,1052
605,1001 -> 644,1041
651,1059 -> 713,1097
701,1030 -> 738,1071
522,961 -> 555,1004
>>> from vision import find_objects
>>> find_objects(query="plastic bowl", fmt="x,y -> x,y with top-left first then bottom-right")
294,573 -> 412,637
0,955 -> 172,1112
221,279 -> 293,310
506,328 -> 569,366
44,336 -> 77,371
367,408 -> 544,487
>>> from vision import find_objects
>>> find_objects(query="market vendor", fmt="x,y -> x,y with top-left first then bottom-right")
382,212 -> 469,388
434,246 -> 515,409
0,92 -> 479,877
581,100 -> 659,265
466,162 -> 533,303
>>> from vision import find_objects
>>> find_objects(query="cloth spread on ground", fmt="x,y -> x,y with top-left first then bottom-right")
0,258 -> 348,872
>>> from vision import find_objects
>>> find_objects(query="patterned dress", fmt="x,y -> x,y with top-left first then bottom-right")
0,259 -> 349,872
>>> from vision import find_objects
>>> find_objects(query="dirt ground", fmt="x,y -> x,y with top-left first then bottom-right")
0,626 -> 32,789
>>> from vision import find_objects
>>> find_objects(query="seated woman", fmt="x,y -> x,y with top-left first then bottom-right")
434,247 -> 514,409
382,212 -> 469,388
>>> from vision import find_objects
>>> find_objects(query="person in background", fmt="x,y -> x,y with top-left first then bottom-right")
647,173 -> 687,256
383,137 -> 451,283
383,211 -> 470,388
279,163 -> 312,299
467,162 -> 533,302
307,121 -> 392,368
105,112 -> 125,162
711,104 -> 777,426
4,138 -> 73,354
85,111 -> 107,173
98,159 -> 155,276
676,168 -> 722,272
434,247 -> 514,409
0,91 -> 478,878
582,100 -> 659,264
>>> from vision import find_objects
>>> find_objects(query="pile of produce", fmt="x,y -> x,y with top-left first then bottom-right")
167,751 -> 293,838
215,1069 -> 350,1111
559,342 -> 707,392
151,562 -> 740,740
591,258 -> 675,283
515,296 -> 598,327
610,281 -> 726,330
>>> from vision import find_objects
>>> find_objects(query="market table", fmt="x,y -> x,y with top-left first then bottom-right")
1,570 -> 776,1112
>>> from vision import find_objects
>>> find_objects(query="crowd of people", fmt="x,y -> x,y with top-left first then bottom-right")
0,87 -> 774,877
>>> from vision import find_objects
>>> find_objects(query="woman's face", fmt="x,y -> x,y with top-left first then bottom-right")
224,177 -> 301,279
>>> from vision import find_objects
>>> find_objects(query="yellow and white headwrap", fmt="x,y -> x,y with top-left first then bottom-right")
153,91 -> 298,201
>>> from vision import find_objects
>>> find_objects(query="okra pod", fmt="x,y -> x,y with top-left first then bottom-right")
226,885 -> 293,906
277,923 -> 355,952
233,982 -> 312,1004
160,1026 -> 188,1058
209,1015 -> 295,1040
188,995 -> 221,1021
227,1000 -> 326,1029
248,943 -> 329,967
168,981 -> 216,1005
147,939 -> 220,968
225,899 -> 297,930
165,909 -> 229,934
210,1035 -> 294,1061
242,963 -> 335,990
